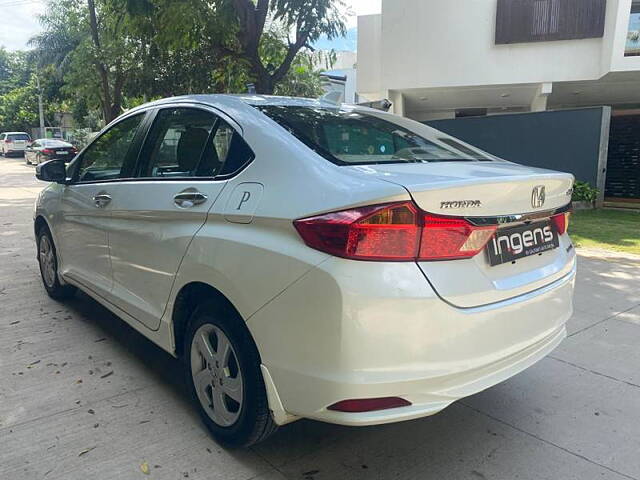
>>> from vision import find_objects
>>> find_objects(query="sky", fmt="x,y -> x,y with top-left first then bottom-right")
0,0 -> 381,52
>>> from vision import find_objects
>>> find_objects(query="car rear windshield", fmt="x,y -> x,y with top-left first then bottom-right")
256,106 -> 494,165
42,140 -> 67,147
7,134 -> 30,141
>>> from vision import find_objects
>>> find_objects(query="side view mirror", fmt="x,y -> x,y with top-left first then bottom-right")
36,159 -> 67,184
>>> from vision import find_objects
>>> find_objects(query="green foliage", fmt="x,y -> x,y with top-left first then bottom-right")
275,50 -> 334,98
0,49 -> 35,95
0,62 -> 65,132
0,84 -> 39,132
572,181 -> 599,204
2,0 -> 345,132
127,0 -> 345,94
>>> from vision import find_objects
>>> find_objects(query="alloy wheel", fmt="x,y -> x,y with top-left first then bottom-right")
39,235 -> 56,288
190,324 -> 244,427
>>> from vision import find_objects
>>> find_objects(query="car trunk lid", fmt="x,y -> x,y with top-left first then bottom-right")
347,161 -> 576,308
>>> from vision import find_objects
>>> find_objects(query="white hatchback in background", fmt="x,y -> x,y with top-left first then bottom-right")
33,95 -> 576,447
1,132 -> 31,157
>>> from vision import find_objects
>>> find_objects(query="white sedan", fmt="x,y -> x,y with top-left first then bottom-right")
33,95 -> 576,447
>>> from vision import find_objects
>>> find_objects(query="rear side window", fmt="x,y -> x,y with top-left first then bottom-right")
76,114 -> 145,183
211,121 -> 255,177
257,106 -> 495,165
139,107 -> 254,179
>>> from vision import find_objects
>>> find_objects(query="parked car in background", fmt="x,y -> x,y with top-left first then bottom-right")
0,132 -> 31,157
33,95 -> 576,448
25,139 -> 78,165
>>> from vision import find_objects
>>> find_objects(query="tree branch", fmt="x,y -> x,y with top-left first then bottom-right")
272,24 -> 310,84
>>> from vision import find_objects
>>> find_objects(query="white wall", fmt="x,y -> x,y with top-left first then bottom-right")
357,14 -> 383,99
359,0 -> 638,98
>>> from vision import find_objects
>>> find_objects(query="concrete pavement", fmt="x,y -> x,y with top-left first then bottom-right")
1,156 -> 639,480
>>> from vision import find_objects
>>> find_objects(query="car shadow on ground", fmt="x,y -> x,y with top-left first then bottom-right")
61,291 -> 186,393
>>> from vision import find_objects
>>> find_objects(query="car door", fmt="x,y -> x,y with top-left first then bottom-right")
55,112 -> 147,298
104,105 -> 253,330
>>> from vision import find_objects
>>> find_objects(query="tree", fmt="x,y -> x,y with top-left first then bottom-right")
230,0 -> 346,94
129,0 -> 346,94
0,49 -> 35,95
0,84 -> 39,132
0,53 -> 64,133
32,0 -> 142,123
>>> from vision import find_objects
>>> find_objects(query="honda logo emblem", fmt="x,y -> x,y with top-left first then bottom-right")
531,185 -> 546,209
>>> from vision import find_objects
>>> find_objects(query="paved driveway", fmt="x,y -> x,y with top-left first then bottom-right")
1,156 -> 639,480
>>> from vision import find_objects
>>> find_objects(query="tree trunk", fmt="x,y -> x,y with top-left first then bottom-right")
254,73 -> 274,95
87,0 -> 117,123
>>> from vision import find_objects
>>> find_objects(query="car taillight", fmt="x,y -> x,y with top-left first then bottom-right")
420,215 -> 497,261
294,202 -> 421,261
42,148 -> 55,155
294,202 -> 497,262
551,212 -> 571,235
5,138 -> 12,143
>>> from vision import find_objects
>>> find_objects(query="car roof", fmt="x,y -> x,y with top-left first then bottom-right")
127,94 -> 377,116
2,131 -> 30,135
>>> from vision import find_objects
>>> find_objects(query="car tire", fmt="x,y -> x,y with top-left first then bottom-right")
37,226 -> 77,300
183,300 -> 278,447
25,155 -> 30,165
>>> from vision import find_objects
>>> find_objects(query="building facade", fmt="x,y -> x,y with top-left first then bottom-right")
357,0 -> 640,120
357,0 -> 640,204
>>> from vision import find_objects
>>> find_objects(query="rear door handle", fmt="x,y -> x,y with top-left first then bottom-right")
174,191 -> 208,208
93,193 -> 112,208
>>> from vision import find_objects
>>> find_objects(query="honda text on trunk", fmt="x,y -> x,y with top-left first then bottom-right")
33,95 -> 576,447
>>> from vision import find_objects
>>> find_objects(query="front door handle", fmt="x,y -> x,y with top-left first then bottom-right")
93,193 -> 112,208
174,191 -> 208,208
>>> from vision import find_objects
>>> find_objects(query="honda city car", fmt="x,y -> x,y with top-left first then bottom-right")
33,95 -> 576,447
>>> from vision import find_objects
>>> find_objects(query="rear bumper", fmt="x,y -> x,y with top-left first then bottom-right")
249,257 -> 576,426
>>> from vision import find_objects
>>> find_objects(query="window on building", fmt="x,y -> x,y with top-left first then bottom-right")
495,0 -> 607,45
626,1 -> 640,56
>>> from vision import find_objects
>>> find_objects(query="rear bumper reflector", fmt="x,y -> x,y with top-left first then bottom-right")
327,397 -> 412,413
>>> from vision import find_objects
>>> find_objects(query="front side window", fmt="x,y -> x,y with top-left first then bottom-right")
258,106 -> 493,165
139,108 -> 254,178
76,114 -> 144,182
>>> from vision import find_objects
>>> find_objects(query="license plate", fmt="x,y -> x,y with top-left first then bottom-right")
486,220 -> 559,266
57,150 -> 68,154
